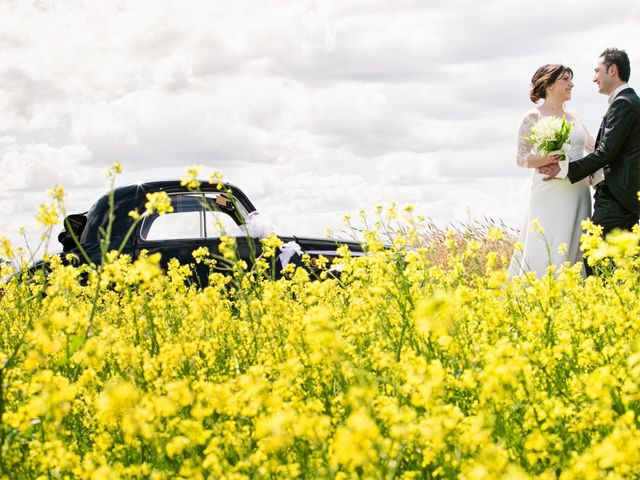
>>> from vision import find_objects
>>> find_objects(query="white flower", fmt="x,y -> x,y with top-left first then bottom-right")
526,116 -> 573,157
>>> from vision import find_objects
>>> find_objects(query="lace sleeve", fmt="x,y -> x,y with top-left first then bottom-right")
516,111 -> 538,168
574,113 -> 595,154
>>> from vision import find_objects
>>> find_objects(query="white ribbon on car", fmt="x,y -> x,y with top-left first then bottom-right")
244,211 -> 275,239
279,241 -> 303,268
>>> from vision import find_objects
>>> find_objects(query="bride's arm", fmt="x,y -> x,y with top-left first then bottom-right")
516,112 -> 559,168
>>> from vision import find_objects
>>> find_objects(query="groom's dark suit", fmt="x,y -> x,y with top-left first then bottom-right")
567,87 -> 640,235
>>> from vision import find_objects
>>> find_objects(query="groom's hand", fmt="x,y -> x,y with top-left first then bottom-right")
538,163 -> 561,181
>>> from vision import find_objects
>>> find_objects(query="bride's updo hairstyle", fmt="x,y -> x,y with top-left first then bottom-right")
530,64 -> 574,103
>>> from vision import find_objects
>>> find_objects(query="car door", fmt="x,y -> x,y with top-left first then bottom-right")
135,192 -> 258,286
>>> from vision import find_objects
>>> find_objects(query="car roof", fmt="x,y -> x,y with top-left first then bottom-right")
80,180 -> 257,244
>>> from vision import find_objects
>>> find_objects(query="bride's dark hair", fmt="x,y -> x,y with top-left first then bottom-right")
530,64 -> 574,103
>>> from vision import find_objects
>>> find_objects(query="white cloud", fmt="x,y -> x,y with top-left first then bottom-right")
377,152 -> 439,185
1,144 -> 98,191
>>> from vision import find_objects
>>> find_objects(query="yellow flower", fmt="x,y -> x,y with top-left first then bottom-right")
166,436 -> 190,458
13,176 -> 640,477
106,161 -> 123,180
557,242 -> 568,255
529,218 -> 543,234
218,234 -> 237,260
0,236 -> 14,258
180,165 -> 203,190
487,227 -> 504,241
37,202 -> 61,227
208,170 -> 224,189
330,408 -> 381,469
260,233 -> 284,259
192,246 -> 210,263
414,292 -> 452,338
47,185 -> 65,202
165,380 -> 194,407
95,380 -> 139,419
144,191 -> 173,216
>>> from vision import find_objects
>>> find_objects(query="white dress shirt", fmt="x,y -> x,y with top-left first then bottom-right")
609,83 -> 630,104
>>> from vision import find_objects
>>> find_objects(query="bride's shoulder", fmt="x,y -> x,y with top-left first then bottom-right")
519,108 -> 541,124
565,110 -> 583,122
565,110 -> 589,129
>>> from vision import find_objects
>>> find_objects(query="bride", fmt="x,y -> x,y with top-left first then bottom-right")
509,64 -> 594,277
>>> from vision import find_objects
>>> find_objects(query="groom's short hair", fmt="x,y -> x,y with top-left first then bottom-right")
600,48 -> 630,82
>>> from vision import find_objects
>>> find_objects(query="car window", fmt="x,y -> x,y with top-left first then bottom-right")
143,211 -> 202,240
140,193 -> 245,241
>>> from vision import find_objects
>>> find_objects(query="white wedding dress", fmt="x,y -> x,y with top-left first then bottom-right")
509,110 -> 594,277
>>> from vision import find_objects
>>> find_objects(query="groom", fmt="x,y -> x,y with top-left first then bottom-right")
539,48 -> 640,273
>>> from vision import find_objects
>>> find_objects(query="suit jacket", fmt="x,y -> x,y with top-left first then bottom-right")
567,87 -> 640,214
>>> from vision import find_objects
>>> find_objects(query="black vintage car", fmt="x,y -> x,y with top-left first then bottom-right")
53,180 -> 365,284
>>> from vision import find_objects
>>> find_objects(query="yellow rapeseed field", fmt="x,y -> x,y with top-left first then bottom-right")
1,167 -> 640,479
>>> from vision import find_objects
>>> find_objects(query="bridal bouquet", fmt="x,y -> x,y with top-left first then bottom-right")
525,116 -> 573,158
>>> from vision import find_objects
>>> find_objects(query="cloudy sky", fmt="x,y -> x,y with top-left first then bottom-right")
1,0 -> 638,253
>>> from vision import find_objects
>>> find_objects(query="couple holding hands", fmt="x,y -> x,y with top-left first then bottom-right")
509,48 -> 640,277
